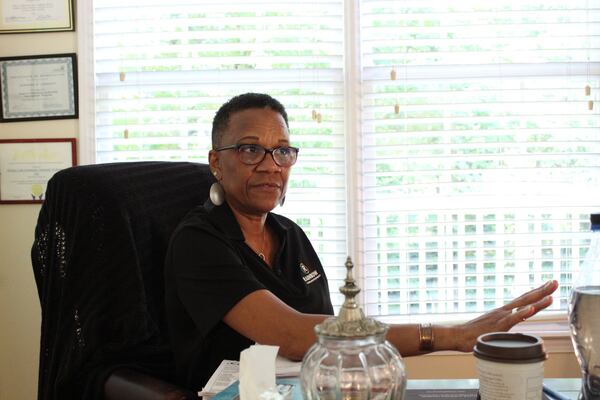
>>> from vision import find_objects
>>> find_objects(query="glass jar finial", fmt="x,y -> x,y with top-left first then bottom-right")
316,257 -> 388,337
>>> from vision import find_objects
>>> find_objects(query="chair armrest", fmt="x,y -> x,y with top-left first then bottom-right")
105,368 -> 198,400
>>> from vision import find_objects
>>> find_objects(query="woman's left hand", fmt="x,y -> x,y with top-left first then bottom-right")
452,280 -> 559,352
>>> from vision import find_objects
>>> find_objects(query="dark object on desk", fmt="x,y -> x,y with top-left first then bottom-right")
476,392 -> 551,400
407,388 -> 478,399
32,162 -> 215,400
543,384 -> 571,400
105,368 -> 196,400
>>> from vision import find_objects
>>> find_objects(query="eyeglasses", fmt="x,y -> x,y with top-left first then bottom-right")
215,143 -> 299,167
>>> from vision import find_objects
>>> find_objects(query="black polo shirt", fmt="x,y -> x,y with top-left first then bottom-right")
164,200 -> 334,390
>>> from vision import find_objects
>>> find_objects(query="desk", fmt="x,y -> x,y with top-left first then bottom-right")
211,377 -> 582,399
407,379 -> 581,399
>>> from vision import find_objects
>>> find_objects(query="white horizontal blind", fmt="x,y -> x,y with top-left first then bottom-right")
93,0 -> 600,320
93,0 -> 348,306
360,0 -> 600,320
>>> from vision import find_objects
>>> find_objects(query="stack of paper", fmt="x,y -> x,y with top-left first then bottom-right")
198,356 -> 302,399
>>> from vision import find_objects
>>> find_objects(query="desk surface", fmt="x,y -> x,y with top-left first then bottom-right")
407,378 -> 581,399
211,378 -> 581,400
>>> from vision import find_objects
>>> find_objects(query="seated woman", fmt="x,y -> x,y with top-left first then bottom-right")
164,92 -> 558,390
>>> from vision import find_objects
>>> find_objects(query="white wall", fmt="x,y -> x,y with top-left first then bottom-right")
0,32 -> 77,400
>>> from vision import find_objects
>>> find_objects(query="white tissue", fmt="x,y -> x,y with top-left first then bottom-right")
239,344 -> 279,400
258,388 -> 284,400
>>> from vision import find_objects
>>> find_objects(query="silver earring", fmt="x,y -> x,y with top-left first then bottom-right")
209,182 -> 225,206
279,195 -> 286,207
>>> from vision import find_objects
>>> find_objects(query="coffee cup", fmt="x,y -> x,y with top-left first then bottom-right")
474,332 -> 547,400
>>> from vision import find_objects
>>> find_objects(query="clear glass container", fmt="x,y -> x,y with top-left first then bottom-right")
569,213 -> 600,399
300,257 -> 406,400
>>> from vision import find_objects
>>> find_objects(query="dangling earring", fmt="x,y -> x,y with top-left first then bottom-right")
279,195 -> 286,207
210,182 -> 225,206
210,170 -> 224,206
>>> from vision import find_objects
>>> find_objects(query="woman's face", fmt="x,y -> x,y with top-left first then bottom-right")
209,107 -> 292,216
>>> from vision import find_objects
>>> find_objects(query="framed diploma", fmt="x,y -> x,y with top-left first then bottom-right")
0,138 -> 76,204
0,53 -> 78,122
0,0 -> 74,33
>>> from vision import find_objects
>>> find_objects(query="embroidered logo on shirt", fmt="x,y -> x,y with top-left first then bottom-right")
299,262 -> 321,284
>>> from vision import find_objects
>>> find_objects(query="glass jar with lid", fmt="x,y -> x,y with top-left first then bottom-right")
300,257 -> 406,400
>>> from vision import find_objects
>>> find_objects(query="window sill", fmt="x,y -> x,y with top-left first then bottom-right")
510,313 -> 573,353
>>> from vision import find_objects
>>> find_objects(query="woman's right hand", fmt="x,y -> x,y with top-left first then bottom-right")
450,280 -> 558,352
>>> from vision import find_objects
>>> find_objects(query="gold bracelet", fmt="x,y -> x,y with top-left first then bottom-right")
418,323 -> 434,351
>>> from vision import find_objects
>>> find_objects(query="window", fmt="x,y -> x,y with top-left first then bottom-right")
91,0 -> 349,306
360,0 -> 600,320
86,0 -> 600,320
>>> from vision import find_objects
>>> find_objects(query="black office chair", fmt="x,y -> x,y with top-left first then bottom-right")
32,161 -> 215,400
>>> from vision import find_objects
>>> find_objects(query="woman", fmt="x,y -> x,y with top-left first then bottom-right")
164,92 -> 558,390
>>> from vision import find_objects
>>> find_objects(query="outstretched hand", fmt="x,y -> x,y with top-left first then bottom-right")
452,280 -> 559,352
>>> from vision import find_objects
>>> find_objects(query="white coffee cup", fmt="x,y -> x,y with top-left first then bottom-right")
474,332 -> 547,400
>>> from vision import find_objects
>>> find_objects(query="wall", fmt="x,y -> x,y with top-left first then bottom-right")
405,352 -> 580,380
0,17 -> 582,400
0,32 -> 77,400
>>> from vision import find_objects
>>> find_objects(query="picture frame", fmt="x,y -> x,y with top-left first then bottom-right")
0,138 -> 77,204
0,53 -> 78,122
0,0 -> 75,34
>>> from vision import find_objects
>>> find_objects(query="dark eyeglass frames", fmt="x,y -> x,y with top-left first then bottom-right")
214,143 -> 299,167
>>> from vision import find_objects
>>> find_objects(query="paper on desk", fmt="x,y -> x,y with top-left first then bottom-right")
200,360 -> 240,399
199,355 -> 302,399
274,356 -> 303,377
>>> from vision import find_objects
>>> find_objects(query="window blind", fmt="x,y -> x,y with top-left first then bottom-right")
93,0 -> 348,306
360,0 -> 600,320
91,0 -> 600,321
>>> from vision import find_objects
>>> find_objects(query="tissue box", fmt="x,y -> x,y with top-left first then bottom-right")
211,378 -> 301,400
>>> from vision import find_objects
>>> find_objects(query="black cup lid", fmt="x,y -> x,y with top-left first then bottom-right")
473,332 -> 547,364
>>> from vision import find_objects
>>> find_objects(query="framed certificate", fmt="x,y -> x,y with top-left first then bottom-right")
0,138 -> 76,204
0,0 -> 74,33
0,53 -> 78,122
